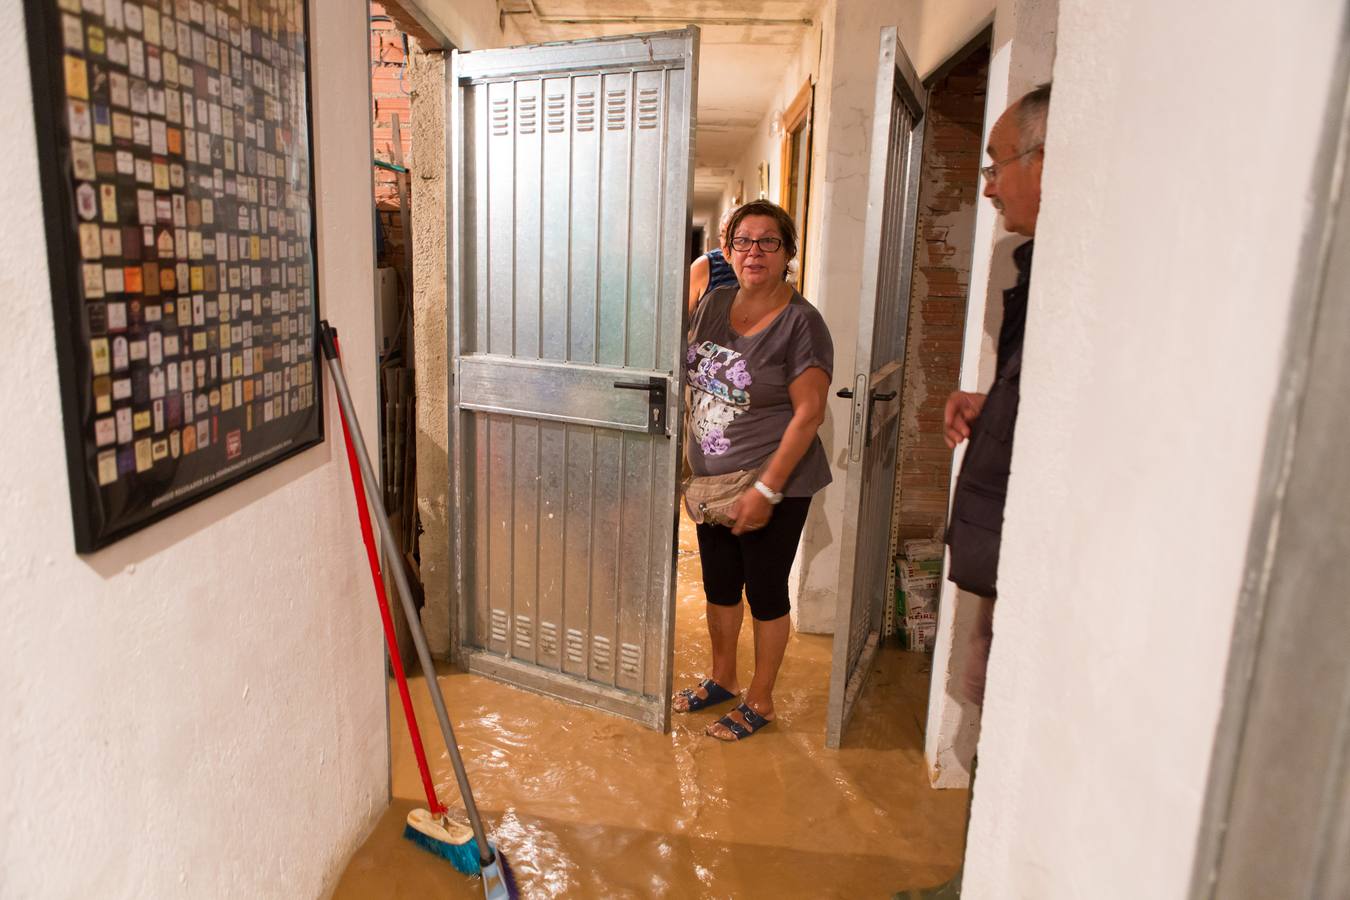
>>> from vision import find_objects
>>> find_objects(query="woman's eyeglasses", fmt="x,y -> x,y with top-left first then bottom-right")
730,236 -> 783,253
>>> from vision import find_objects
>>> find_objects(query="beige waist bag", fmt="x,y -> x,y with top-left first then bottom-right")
682,469 -> 761,530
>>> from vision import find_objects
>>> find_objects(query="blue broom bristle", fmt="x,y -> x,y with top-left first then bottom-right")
401,822 -> 484,876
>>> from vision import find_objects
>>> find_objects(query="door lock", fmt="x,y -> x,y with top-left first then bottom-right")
613,377 -> 668,435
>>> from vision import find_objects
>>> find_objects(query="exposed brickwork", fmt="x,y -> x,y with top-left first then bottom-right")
893,47 -> 990,547
371,3 -> 413,270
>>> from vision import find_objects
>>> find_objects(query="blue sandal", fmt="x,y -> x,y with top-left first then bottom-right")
707,702 -> 773,741
673,678 -> 737,712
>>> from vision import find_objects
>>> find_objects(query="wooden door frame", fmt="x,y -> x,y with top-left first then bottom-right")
779,78 -> 814,287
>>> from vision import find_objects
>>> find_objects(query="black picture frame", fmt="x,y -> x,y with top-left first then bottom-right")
21,0 -> 324,553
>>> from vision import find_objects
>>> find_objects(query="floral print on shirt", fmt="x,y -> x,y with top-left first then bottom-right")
686,339 -> 753,456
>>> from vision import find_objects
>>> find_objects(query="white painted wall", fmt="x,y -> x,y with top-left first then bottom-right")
408,0 -> 509,50
963,0 -> 1345,893
0,3 -> 386,896
908,0 -> 996,78
925,0 -> 1057,789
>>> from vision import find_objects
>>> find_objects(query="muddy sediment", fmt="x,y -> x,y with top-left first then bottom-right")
334,517 -> 966,898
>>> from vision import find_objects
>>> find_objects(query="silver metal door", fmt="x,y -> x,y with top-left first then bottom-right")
448,30 -> 698,731
826,27 -> 926,748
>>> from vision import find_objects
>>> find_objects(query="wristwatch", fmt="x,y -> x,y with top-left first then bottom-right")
753,480 -> 783,505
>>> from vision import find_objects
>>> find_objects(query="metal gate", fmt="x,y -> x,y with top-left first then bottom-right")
448,30 -> 698,731
825,27 -> 927,748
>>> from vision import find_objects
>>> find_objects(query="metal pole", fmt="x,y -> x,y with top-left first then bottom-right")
318,321 -> 492,861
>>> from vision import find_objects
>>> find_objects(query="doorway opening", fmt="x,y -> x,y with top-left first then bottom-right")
885,36 -> 991,667
826,32 -> 991,749
368,4 -> 424,663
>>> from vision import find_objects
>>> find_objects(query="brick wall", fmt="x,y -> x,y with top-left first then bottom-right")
371,3 -> 412,269
893,46 -> 990,547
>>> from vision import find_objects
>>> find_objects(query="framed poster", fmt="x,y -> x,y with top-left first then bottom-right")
21,0 -> 323,552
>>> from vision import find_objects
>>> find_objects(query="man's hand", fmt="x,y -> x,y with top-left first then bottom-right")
944,390 -> 987,448
730,488 -> 773,535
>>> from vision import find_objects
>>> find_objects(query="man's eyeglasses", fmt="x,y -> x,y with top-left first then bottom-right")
730,235 -> 783,253
980,144 -> 1043,181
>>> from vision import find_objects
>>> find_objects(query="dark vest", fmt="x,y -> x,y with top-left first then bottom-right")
946,240 -> 1033,598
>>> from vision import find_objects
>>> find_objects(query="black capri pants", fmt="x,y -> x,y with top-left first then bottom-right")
695,496 -> 812,621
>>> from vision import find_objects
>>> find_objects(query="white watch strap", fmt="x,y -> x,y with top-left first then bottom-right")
753,480 -> 783,505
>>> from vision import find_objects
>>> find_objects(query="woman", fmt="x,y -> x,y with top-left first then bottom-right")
674,200 -> 833,742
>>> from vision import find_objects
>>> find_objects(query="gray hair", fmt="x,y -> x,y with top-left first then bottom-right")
1016,83 -> 1052,155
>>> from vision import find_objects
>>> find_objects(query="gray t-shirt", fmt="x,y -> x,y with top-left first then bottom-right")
684,285 -> 834,497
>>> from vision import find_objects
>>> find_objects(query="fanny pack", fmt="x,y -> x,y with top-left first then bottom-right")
681,469 -> 761,530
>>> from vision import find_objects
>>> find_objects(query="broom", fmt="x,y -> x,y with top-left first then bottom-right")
330,332 -> 478,874
324,323 -> 518,899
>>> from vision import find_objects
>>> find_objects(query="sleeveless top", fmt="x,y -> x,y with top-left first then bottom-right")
704,248 -> 739,296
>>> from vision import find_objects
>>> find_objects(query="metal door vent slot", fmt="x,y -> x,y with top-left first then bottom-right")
620,642 -> 641,676
540,621 -> 559,655
592,634 -> 612,671
490,608 -> 509,644
545,94 -> 567,133
605,89 -> 627,130
565,628 -> 585,665
637,88 -> 659,129
514,614 -> 534,650
491,97 -> 510,136
517,96 -> 537,135
575,92 -> 596,132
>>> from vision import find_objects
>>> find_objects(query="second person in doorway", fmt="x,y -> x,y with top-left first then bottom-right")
674,200 -> 834,742
687,207 -> 740,313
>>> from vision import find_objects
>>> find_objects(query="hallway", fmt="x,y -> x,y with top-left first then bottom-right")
333,515 -> 967,898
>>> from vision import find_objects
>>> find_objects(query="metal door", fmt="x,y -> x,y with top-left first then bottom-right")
825,27 -> 926,748
448,30 -> 698,731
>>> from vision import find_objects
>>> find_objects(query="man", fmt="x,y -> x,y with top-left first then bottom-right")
897,83 -> 1050,900
944,82 -> 1049,707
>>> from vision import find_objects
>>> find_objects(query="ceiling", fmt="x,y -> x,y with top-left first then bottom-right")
497,1 -> 823,210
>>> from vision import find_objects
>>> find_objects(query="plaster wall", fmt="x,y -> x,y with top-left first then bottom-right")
410,46 -> 453,656
720,8 -> 823,217
0,3 -> 386,896
405,0 -> 508,51
908,0 -> 996,79
925,0 -> 1057,788
963,0 -> 1344,893
408,0 -> 514,657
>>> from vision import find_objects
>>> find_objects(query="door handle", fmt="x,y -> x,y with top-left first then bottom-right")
612,377 -> 668,435
839,382 -> 898,460
836,388 -> 897,402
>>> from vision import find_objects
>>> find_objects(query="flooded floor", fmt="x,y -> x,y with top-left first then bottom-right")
334,515 -> 967,898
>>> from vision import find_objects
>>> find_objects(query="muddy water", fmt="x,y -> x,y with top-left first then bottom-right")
333,516 -> 967,898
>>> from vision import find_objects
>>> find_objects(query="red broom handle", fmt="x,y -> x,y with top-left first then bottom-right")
333,335 -> 445,816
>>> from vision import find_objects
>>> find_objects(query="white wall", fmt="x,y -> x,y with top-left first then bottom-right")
0,3 -> 386,896
964,0 -> 1345,894
908,0 -> 997,78
409,0 -> 509,50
